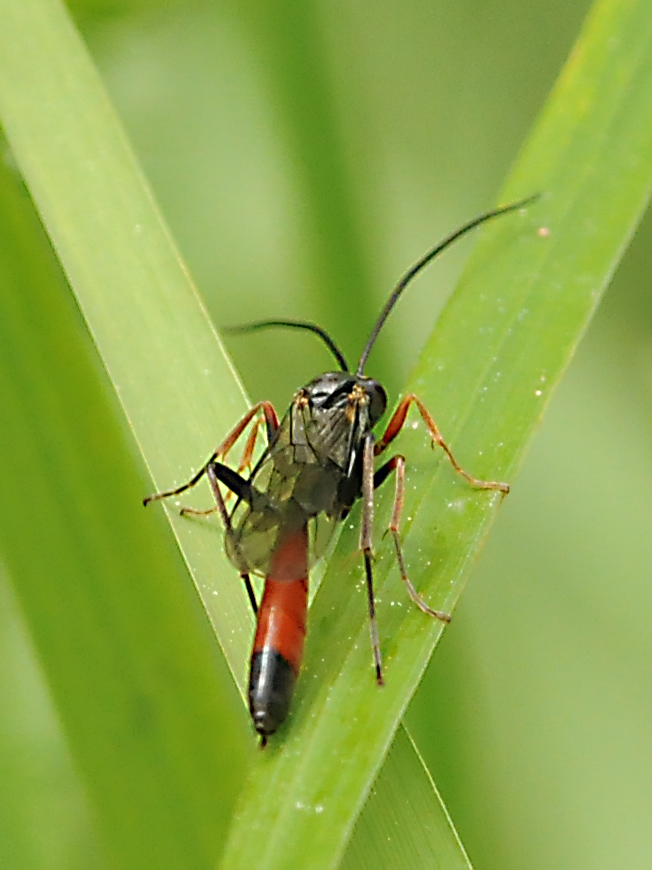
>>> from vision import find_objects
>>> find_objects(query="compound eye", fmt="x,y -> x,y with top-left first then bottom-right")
366,380 -> 387,424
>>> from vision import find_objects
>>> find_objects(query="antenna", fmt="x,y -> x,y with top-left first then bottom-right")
356,194 -> 538,375
224,319 -> 350,372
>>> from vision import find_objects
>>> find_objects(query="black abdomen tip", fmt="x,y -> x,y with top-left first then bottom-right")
248,650 -> 297,740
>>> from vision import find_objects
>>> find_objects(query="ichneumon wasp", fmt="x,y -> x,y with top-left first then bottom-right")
144,195 -> 536,745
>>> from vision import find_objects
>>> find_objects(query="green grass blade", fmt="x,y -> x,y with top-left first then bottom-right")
0,155 -> 249,866
220,0 -> 652,866
0,565 -> 109,870
0,1 -> 252,866
3,0 -> 652,867
341,726 -> 472,870
0,0 -> 253,682
0,1 -> 450,866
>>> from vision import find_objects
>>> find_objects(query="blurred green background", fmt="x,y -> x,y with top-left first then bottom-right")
2,0 -> 651,868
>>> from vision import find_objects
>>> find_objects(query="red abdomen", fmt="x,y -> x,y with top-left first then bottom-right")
248,526 -> 308,742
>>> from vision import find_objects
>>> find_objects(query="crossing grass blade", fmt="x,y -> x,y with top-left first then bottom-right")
341,726 -> 473,870
219,0 -> 652,866
0,0 -> 465,867
1,0 -> 652,868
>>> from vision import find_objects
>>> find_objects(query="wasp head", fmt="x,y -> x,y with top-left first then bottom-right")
301,372 -> 387,429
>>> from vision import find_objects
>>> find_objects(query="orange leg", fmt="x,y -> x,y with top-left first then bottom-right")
220,416 -> 267,506
142,402 -> 279,615
142,401 -> 279,506
375,394 -> 509,494
374,454 -> 451,622
236,417 -> 265,476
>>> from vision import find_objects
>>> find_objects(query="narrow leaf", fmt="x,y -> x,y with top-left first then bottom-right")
220,0 -> 652,866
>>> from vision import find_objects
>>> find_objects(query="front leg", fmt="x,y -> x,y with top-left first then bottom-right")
142,402 -> 279,614
375,394 -> 509,494
143,401 -> 279,506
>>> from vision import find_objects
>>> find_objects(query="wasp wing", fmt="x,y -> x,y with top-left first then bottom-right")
224,398 -> 357,579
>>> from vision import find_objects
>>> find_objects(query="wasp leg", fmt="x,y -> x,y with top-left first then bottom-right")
143,403 -> 278,615
204,462 -> 258,615
216,401 -> 279,464
235,417 -> 265,477
360,433 -> 384,686
142,462 -> 208,507
206,462 -> 254,505
374,455 -> 451,622
374,394 -> 509,494
222,416 -> 268,506
142,401 -> 279,506
177,505 -> 218,518
178,464 -> 254,518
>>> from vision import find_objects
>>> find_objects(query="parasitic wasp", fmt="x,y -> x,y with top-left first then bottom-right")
144,195 -> 536,745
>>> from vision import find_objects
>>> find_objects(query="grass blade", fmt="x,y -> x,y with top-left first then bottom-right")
2,3 -> 447,867
2,0 -> 652,867
0,0 -> 253,680
220,0 -> 652,865
0,12 -> 467,870
0,152 -> 249,865
0,1 -> 251,865
342,726 -> 472,870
